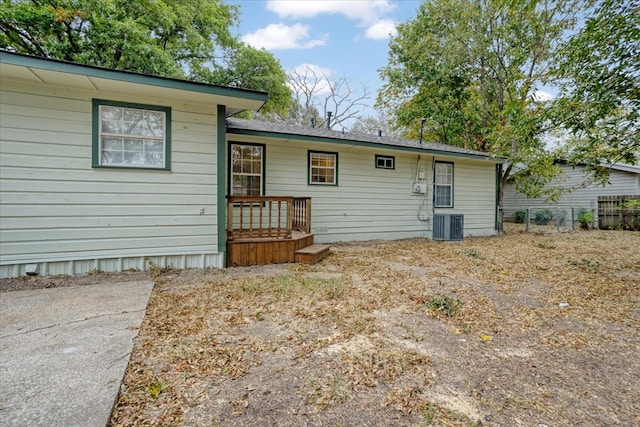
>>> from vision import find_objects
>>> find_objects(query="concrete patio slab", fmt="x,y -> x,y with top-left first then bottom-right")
0,280 -> 153,427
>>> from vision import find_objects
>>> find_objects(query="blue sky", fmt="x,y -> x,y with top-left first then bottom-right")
227,0 -> 422,115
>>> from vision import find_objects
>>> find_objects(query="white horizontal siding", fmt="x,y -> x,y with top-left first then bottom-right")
230,135 -> 498,242
438,160 -> 497,236
503,165 -> 640,221
0,79 -> 222,276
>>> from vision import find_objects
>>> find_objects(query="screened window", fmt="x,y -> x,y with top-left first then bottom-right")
230,143 -> 264,195
93,100 -> 170,169
375,155 -> 395,169
434,162 -> 453,207
309,151 -> 338,185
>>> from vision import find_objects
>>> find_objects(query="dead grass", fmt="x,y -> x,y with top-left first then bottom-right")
109,229 -> 640,426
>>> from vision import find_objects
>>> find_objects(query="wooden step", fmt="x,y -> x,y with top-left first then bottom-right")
294,244 -> 331,264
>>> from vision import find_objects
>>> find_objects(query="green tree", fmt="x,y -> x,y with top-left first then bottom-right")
202,45 -> 291,116
0,0 -> 290,114
554,0 -> 640,181
377,0 -> 582,230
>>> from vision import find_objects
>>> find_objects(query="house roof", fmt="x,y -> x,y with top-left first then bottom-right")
553,160 -> 640,175
608,163 -> 640,174
0,51 -> 268,115
226,118 -> 503,162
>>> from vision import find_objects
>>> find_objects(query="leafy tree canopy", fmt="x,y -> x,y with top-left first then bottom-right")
377,0 -> 583,226
554,0 -> 640,181
0,0 -> 290,114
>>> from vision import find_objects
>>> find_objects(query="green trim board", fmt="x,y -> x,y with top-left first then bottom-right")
1,51 -> 268,103
495,163 -> 502,230
227,127 -> 503,162
217,105 -> 227,255
92,99 -> 172,170
308,150 -> 339,186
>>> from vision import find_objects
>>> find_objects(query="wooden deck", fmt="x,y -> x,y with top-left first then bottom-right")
225,196 -> 330,267
227,231 -> 327,267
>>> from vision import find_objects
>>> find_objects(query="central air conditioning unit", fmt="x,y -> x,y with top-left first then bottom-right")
433,214 -> 464,241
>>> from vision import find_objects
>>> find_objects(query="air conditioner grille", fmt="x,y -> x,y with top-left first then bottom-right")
433,214 -> 464,241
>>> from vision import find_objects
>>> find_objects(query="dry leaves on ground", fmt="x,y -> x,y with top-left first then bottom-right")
104,228 -> 639,426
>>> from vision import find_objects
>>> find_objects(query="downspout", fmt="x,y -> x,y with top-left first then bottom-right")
217,105 -> 227,266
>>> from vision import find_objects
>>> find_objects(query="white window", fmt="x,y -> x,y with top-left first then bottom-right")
94,100 -> 170,169
230,143 -> 264,195
309,151 -> 338,185
434,162 -> 453,207
376,155 -> 395,169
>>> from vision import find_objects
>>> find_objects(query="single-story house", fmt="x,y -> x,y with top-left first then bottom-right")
503,162 -> 640,225
0,51 -> 502,278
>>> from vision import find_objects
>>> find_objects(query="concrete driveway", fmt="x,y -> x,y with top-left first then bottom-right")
0,280 -> 153,427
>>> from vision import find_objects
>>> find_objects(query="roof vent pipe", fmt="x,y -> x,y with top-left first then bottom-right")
326,111 -> 332,129
311,116 -> 316,128
378,130 -> 382,137
419,118 -> 426,145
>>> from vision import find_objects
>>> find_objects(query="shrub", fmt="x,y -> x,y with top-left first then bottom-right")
620,199 -> 640,209
426,295 -> 464,317
513,210 -> 527,223
577,208 -> 594,229
534,208 -> 555,225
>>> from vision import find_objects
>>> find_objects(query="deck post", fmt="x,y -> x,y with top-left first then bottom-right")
268,200 -> 273,237
287,198 -> 293,238
306,199 -> 312,233
226,198 -> 234,241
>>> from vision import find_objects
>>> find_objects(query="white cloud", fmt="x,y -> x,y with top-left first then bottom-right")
288,63 -> 334,96
266,0 -> 397,40
364,19 -> 398,40
266,0 -> 395,23
533,89 -> 555,102
291,63 -> 333,77
242,23 -> 328,50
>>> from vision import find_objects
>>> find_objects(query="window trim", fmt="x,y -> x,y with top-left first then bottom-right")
434,161 -> 454,208
228,142 -> 266,196
308,150 -> 338,186
92,99 -> 171,170
375,154 -> 395,169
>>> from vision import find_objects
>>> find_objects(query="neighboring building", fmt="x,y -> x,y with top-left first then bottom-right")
0,51 -> 502,278
503,162 -> 640,223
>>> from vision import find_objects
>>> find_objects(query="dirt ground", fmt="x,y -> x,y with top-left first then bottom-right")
4,228 -> 639,426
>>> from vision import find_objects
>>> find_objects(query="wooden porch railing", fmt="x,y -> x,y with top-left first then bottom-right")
226,196 -> 311,241
292,197 -> 312,233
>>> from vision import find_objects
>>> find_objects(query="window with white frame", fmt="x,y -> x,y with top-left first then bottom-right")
434,161 -> 453,207
230,143 -> 264,195
309,151 -> 338,185
93,100 -> 170,169
375,155 -> 395,169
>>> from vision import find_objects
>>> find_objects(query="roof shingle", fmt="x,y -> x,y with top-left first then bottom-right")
226,118 -> 500,161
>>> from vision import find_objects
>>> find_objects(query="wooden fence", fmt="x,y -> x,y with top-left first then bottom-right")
598,195 -> 640,230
